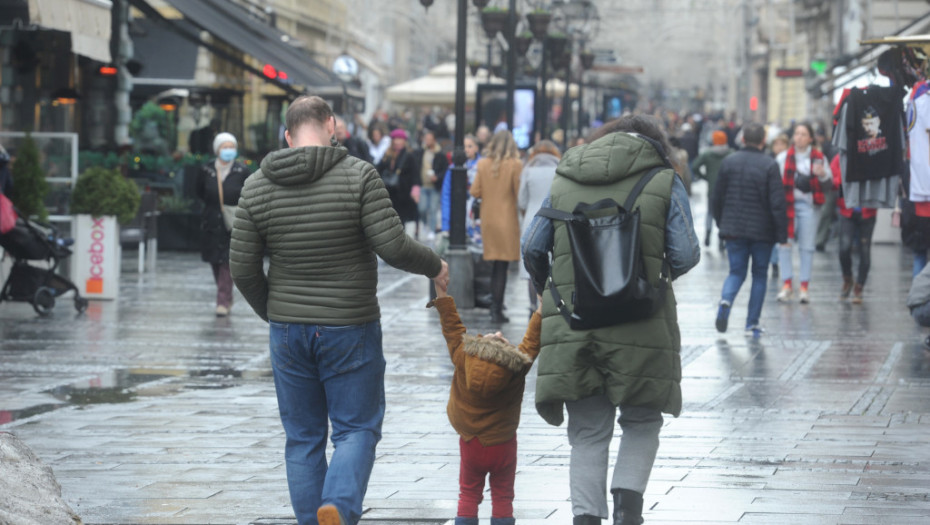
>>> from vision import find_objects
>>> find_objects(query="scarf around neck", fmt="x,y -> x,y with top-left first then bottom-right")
782,146 -> 825,239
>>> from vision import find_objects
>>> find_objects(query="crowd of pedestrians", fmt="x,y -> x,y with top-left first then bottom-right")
209,90 -> 930,525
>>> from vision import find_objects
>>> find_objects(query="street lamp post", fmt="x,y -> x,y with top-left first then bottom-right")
505,0 -> 517,130
448,0 -> 475,308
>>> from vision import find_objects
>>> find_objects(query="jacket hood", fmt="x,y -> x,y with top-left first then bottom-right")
461,334 -> 531,396
707,145 -> 732,156
259,146 -> 349,186
526,152 -> 560,169
556,132 -> 671,185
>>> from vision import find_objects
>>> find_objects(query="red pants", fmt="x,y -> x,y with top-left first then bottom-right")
457,435 -> 517,518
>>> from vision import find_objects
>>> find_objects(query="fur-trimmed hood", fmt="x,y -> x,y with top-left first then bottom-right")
459,334 -> 532,397
463,334 -> 532,373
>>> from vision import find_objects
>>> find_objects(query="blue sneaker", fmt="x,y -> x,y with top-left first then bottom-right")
745,325 -> 765,338
715,300 -> 731,333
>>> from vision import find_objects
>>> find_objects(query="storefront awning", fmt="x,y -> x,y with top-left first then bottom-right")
28,0 -> 112,63
157,0 -> 351,97
130,17 -> 199,87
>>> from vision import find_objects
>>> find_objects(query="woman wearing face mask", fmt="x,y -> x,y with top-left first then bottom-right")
196,132 -> 252,316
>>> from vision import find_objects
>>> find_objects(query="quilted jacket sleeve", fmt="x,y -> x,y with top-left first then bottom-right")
359,163 -> 442,278
229,184 -> 269,321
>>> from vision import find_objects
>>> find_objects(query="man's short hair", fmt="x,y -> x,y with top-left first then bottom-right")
286,96 -> 334,135
742,123 -> 766,147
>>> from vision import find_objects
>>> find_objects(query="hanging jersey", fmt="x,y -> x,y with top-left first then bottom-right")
908,81 -> 930,202
845,86 -> 906,183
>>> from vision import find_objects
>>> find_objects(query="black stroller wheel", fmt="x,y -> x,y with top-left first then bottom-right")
74,296 -> 89,313
33,287 -> 55,316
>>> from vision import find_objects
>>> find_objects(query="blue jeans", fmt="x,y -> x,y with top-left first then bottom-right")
914,250 -> 928,279
722,239 -> 774,329
778,198 -> 816,283
418,187 -> 441,234
269,320 -> 385,525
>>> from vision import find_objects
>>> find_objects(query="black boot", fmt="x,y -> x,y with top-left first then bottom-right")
573,515 -> 601,525
490,518 -> 515,525
490,304 -> 509,323
612,488 -> 644,525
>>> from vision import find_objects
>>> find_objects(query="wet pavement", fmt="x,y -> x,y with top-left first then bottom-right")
2,187 -> 930,525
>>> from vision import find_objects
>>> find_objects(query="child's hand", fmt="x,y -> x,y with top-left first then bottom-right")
536,295 -> 543,314
435,280 -> 449,298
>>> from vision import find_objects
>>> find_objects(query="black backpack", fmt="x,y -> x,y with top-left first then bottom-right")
536,166 -> 670,330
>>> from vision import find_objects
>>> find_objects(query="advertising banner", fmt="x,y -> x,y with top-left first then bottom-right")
72,214 -> 120,300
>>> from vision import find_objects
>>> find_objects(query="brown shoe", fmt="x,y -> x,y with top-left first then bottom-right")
851,284 -> 864,304
840,276 -> 853,299
317,504 -> 345,525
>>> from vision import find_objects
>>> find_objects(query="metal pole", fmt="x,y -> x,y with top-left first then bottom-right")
561,47 -> 571,150
540,37 -> 548,141
448,0 -> 475,308
577,70 -> 584,139
506,0 -> 516,130
452,0 -> 468,250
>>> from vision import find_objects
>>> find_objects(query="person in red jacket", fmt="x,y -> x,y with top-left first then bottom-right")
429,285 -> 542,525
831,154 -> 877,303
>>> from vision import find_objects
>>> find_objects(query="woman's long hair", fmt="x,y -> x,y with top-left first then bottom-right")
484,130 -> 519,177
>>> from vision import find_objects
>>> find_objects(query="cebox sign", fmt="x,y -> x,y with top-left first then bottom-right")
73,214 -> 120,300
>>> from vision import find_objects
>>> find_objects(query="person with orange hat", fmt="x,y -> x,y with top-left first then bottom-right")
691,130 -> 733,250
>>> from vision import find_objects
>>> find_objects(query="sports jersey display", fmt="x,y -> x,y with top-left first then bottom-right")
907,80 -> 930,202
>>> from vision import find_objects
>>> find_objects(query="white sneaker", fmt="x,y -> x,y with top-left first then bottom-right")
215,305 -> 229,317
799,288 -> 810,304
745,325 -> 765,338
776,285 -> 793,302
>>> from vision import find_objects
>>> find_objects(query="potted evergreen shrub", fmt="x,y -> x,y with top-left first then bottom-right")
70,166 -> 141,300
10,133 -> 48,221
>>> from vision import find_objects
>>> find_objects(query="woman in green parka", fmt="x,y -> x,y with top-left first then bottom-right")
522,115 -> 701,525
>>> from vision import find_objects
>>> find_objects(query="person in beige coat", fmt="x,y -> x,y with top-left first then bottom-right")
470,130 -> 522,323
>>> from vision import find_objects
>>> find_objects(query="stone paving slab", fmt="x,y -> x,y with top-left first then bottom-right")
3,189 -> 930,524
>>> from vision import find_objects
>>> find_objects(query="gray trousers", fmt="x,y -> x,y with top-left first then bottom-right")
913,302 -> 930,328
566,394 -> 664,518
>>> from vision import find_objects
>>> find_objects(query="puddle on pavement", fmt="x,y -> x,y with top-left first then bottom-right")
1,367 -> 270,423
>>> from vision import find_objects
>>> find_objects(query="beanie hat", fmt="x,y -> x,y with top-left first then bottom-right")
389,128 -> 408,140
712,130 -> 727,146
213,132 -> 237,154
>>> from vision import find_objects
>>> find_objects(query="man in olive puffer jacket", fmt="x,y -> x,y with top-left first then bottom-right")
230,96 -> 449,525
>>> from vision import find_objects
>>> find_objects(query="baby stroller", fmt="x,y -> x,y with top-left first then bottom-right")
0,215 -> 88,315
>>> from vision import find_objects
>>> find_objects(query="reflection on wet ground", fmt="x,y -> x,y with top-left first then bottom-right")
2,190 -> 930,524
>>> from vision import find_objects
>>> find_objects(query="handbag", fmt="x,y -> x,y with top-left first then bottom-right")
381,168 -> 400,189
0,192 -> 17,234
794,172 -> 813,193
536,167 -> 669,330
215,174 -> 236,231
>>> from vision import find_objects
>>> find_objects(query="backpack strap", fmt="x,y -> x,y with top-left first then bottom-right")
535,207 -> 576,222
543,165 -> 671,327
623,166 -> 666,211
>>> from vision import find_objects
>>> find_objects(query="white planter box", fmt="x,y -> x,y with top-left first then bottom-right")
71,214 -> 121,300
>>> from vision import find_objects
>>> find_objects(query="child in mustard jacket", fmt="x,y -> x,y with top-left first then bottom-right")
428,286 -> 542,525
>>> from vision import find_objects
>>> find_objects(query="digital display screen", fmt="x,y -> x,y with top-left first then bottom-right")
476,84 -> 537,150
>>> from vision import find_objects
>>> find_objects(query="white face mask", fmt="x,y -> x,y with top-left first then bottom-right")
218,148 -> 237,162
